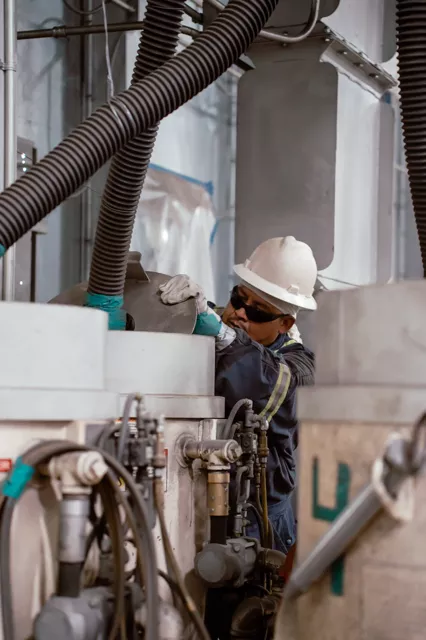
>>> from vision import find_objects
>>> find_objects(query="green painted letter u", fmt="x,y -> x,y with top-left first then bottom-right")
312,457 -> 351,595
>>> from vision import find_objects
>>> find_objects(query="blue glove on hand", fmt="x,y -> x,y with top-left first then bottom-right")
159,275 -> 235,347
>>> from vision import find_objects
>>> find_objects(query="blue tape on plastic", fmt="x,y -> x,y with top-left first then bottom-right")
2,457 -> 35,499
149,163 -> 214,197
0,244 -> 5,258
85,292 -> 126,331
194,311 -> 222,337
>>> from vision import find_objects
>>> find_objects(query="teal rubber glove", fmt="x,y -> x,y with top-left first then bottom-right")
159,275 -> 235,347
194,310 -> 222,336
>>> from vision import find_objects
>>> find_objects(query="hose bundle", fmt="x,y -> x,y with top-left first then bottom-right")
87,0 -> 186,320
396,0 -> 426,275
0,0 -> 279,257
0,440 -> 159,640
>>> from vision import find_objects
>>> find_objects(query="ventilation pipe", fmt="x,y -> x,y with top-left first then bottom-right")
396,0 -> 426,276
0,0 -> 280,270
85,0 -> 187,329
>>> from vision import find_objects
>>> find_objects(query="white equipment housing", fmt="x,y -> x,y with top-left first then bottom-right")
0,302 -> 223,639
0,303 -> 117,640
105,330 -> 225,612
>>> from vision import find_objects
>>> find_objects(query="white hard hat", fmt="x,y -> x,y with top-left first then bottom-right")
233,236 -> 317,311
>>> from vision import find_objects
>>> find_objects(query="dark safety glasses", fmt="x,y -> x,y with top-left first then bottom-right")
230,286 -> 283,324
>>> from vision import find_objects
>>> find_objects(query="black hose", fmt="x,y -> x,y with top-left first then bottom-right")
223,398 -> 252,439
96,420 -> 118,450
116,392 -> 140,463
0,478 -> 128,640
158,569 -> 183,600
158,571 -> 208,640
260,465 -> 270,547
87,451 -> 161,640
210,515 -> 228,544
0,498 -> 16,640
57,563 -> 82,598
97,478 -> 128,640
0,441 -> 160,640
154,478 -> 210,640
87,0 -> 186,303
230,595 -> 277,638
246,502 -> 265,546
396,0 -> 426,274
0,0 -> 279,256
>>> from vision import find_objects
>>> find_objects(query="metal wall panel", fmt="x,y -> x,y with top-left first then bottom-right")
265,0 -> 339,29
320,75 -> 383,287
323,0 -> 396,63
376,96 -> 396,283
235,59 -> 337,269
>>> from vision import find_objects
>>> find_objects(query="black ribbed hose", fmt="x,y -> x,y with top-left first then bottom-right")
88,0 -> 186,298
397,0 -> 426,275
0,0 -> 279,256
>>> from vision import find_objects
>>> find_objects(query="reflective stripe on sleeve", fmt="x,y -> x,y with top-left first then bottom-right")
259,362 -> 292,422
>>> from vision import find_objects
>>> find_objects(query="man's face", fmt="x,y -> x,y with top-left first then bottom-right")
222,285 -> 295,346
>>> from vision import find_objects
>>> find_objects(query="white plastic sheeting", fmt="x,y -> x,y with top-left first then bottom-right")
318,73 -> 395,290
125,21 -> 236,306
130,165 -> 216,302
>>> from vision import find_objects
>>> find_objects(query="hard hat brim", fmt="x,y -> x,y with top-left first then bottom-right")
233,264 -> 317,311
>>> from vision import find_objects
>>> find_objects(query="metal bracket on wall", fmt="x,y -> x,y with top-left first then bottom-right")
0,59 -> 16,72
17,138 -> 47,235
318,25 -> 397,95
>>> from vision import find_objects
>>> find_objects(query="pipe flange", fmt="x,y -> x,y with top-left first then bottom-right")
174,433 -> 195,468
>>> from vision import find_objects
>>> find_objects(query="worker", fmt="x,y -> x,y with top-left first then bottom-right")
159,236 -> 317,554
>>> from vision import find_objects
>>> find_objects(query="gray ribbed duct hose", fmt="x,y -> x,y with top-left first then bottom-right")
396,0 -> 426,275
86,0 -> 186,328
0,0 -> 279,261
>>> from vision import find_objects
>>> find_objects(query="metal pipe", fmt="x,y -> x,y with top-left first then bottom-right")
80,0 -> 94,280
284,483 -> 381,600
1,0 -> 16,301
204,0 -> 321,44
111,0 -> 135,11
183,438 -> 242,464
208,470 -> 230,517
17,21 -> 199,40
183,3 -> 202,23
57,496 -> 90,597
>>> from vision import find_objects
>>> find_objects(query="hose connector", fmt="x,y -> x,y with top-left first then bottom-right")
84,292 -> 126,331
182,438 -> 242,468
44,451 -> 108,496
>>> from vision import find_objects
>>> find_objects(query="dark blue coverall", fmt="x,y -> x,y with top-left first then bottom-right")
215,328 -> 315,554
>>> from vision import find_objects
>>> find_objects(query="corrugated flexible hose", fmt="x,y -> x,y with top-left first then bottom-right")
396,0 -> 426,275
86,0 -> 186,325
0,0 -> 279,257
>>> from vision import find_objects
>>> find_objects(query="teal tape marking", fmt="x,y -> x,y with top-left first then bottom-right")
331,556 -> 345,595
2,457 -> 35,499
85,292 -> 126,331
194,312 -> 222,337
0,244 -> 5,258
312,457 -> 351,596
108,309 -> 127,331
